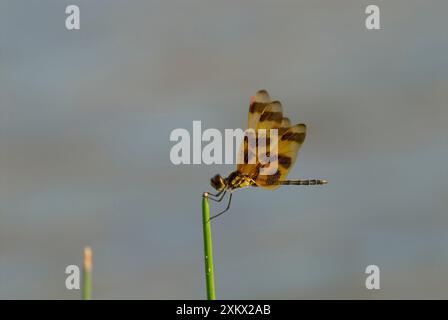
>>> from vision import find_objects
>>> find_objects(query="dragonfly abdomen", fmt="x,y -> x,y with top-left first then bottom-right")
280,179 -> 328,185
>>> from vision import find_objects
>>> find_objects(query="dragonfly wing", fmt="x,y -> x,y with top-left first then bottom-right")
238,90 -> 306,190
238,91 -> 282,176
247,90 -> 271,129
254,123 -> 307,189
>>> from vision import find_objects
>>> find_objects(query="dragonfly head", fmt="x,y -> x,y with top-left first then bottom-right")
210,174 -> 226,191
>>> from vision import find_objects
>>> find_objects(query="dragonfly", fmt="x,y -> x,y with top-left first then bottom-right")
206,90 -> 327,221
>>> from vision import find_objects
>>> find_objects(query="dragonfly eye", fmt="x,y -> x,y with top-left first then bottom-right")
210,174 -> 225,191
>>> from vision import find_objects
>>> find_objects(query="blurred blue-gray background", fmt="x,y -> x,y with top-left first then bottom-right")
1,1 -> 448,299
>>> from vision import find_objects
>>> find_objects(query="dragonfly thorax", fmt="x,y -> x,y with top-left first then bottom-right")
210,171 -> 254,192
225,171 -> 254,189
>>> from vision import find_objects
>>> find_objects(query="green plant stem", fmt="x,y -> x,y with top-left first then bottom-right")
82,246 -> 92,300
202,193 -> 216,300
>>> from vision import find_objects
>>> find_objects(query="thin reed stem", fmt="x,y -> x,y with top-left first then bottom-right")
202,193 -> 216,300
82,246 -> 92,300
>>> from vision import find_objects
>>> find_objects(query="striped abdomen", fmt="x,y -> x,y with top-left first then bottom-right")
279,179 -> 328,185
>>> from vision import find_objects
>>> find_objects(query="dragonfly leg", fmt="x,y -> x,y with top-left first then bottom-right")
207,188 -> 225,199
209,193 -> 233,221
207,190 -> 227,203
